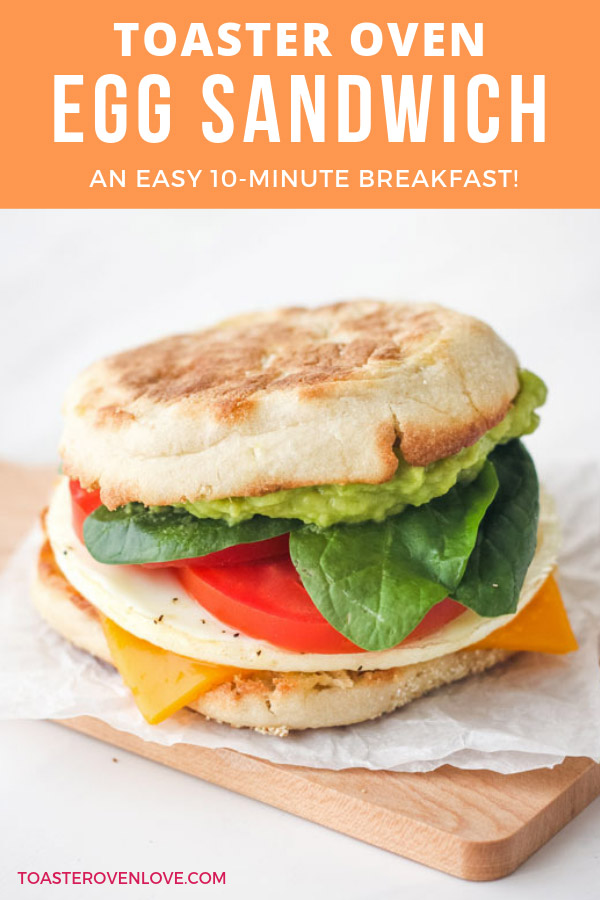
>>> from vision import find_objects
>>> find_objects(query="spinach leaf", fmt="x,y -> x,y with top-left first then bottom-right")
83,504 -> 301,565
454,440 -> 539,616
289,460 -> 499,651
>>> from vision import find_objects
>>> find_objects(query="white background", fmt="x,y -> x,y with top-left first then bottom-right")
1,209 -> 599,898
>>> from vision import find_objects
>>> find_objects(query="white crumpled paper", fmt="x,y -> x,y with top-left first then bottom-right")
1,464 -> 599,773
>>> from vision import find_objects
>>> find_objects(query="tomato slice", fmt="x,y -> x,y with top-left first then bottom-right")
142,535 -> 291,569
178,558 -> 466,654
178,557 -> 363,653
69,479 -> 290,568
69,479 -> 101,544
404,597 -> 465,642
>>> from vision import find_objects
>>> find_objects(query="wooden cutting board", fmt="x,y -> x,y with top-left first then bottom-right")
2,461 -> 600,882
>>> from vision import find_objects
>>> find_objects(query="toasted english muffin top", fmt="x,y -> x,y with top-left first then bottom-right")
60,300 -> 518,508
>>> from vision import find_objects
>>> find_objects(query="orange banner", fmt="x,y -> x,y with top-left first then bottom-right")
2,0 -> 599,208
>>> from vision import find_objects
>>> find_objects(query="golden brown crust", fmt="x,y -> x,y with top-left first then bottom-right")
32,538 -> 514,734
398,408 -> 510,468
195,648 -> 513,734
60,301 -> 519,508
104,305 -> 436,413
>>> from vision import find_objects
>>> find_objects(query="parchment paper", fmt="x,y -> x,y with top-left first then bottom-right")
1,463 -> 599,773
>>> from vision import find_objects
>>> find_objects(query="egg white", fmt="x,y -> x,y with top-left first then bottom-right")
45,475 -> 559,672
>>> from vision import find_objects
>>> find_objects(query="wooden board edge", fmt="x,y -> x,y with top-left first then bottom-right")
452,761 -> 600,879
53,716 -> 600,881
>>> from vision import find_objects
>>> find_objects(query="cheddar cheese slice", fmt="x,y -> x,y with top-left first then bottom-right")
472,574 -> 578,654
100,616 -> 241,724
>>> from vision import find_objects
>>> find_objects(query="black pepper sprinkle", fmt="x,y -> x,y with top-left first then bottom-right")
201,619 -> 206,624
233,633 -> 240,638
256,650 -> 262,656
172,597 -> 179,603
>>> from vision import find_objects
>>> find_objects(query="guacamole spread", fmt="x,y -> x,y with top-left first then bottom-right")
183,370 -> 546,527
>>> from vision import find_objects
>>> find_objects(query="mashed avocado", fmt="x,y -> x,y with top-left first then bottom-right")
183,370 -> 546,527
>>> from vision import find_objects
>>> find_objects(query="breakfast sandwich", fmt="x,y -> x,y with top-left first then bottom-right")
33,300 -> 577,735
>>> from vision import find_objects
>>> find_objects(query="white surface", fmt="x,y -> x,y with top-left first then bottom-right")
1,209 -> 599,897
